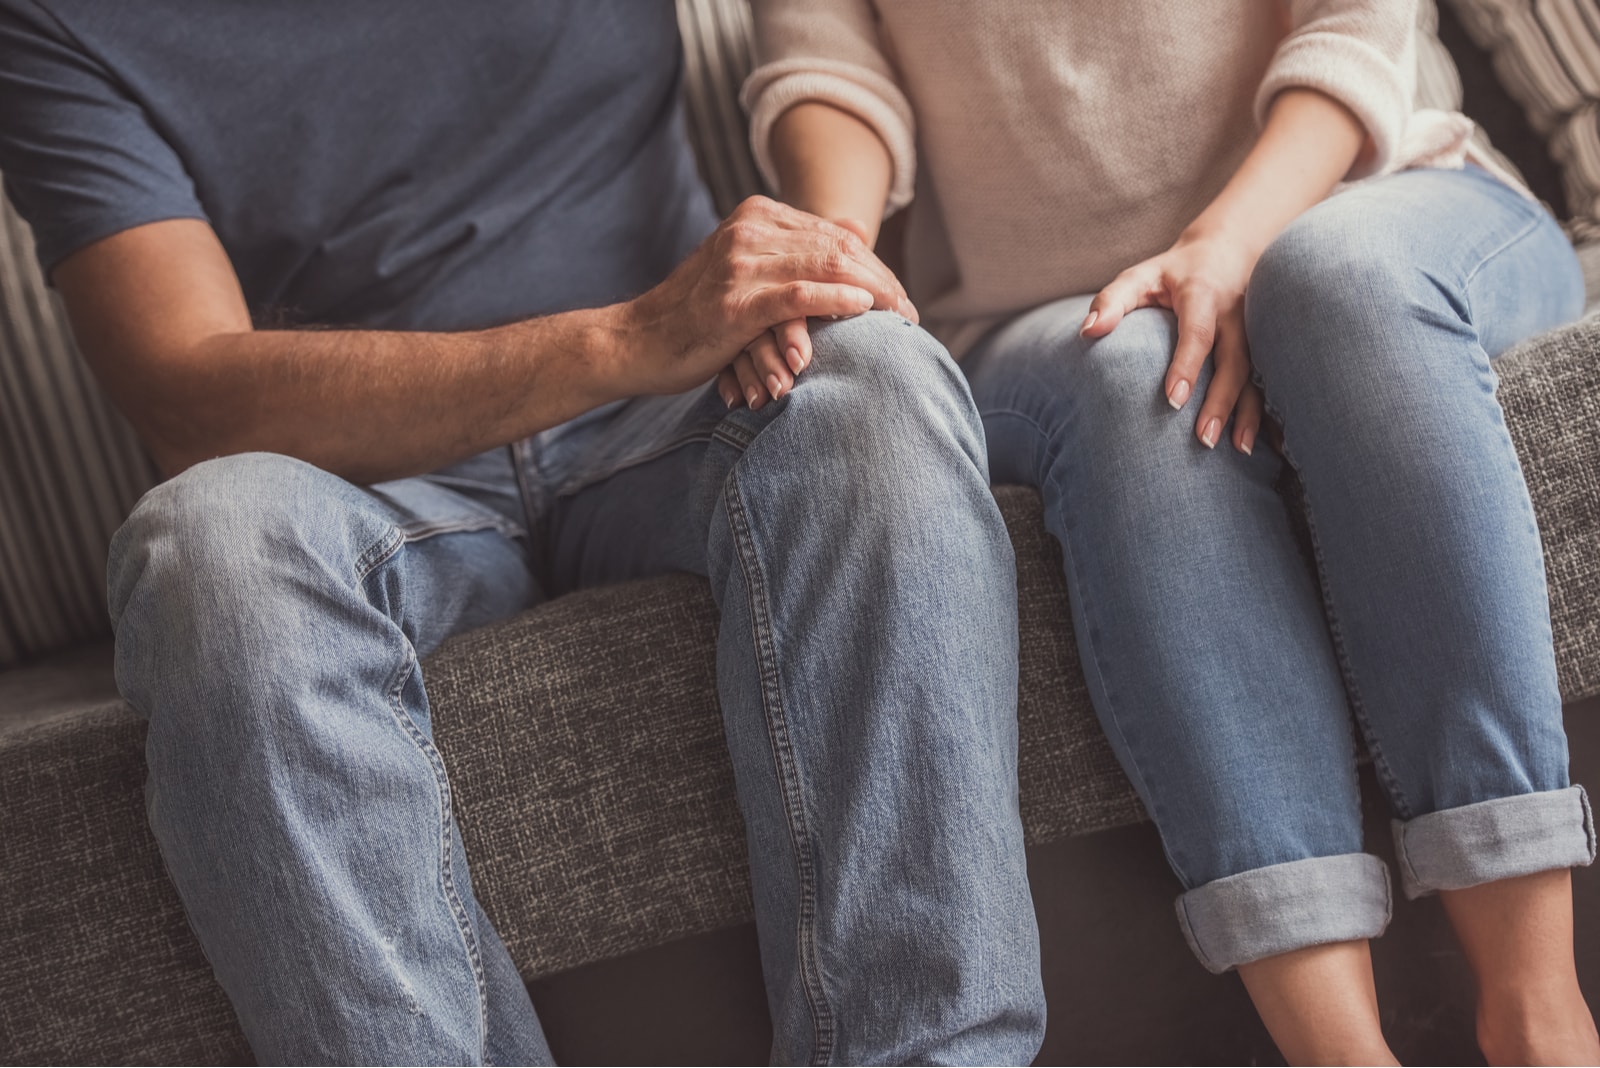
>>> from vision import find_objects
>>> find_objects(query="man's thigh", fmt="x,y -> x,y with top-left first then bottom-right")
112,446 -> 543,666
540,384 -> 738,594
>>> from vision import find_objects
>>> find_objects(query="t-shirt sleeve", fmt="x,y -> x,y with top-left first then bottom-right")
0,2 -> 206,276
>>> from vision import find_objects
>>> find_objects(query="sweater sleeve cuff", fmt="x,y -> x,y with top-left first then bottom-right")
741,59 -> 917,214
1256,32 -> 1410,180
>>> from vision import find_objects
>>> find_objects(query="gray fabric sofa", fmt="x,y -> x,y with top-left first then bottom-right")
3,1 -> 1600,1064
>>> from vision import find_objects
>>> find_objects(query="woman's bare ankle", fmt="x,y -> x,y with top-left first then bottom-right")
1476,983 -> 1600,1066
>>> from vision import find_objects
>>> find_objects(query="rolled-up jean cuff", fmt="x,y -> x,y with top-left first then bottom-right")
1392,784 -> 1596,900
1175,853 -> 1392,974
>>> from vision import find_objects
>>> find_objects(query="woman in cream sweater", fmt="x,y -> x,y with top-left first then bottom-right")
728,0 -> 1597,1062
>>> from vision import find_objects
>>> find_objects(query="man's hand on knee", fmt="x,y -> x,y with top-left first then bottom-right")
627,196 -> 914,406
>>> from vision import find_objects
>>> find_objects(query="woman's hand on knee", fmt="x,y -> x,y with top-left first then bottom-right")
1080,237 -> 1263,455
719,318 -> 812,409
717,218 -> 911,412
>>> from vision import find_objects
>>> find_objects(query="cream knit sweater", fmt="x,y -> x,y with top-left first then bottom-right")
742,0 -> 1492,356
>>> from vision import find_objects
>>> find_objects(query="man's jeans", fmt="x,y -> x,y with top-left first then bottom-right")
963,166 -> 1595,973
107,313 -> 1046,1065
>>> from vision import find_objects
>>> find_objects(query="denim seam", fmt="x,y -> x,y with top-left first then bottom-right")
553,430 -> 719,497
1392,818 -> 1424,897
380,651 -> 490,1061
1255,393 -> 1410,819
355,527 -> 407,583
1583,787 -> 1597,860
982,405 -> 1197,888
722,465 -> 835,1065
1173,895 -> 1219,972
1458,211 -> 1544,326
358,532 -> 490,1059
396,516 -> 521,543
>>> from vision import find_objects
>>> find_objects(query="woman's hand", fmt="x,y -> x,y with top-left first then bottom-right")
717,217 -> 914,411
1079,233 -> 1264,455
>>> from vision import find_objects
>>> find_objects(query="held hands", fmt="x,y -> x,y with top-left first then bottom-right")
1081,232 -> 1264,455
623,197 -> 913,400
717,217 -> 913,410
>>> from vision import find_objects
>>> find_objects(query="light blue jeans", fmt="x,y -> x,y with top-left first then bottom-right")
107,313 -> 1045,1065
965,166 -> 1596,973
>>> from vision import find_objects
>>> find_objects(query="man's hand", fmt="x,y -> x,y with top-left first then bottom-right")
713,215 -> 912,410
627,197 -> 913,403
53,198 -> 915,484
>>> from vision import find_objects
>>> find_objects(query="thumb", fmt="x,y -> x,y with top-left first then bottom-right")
1081,262 -> 1161,338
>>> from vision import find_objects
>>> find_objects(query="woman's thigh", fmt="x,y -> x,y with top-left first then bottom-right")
1243,168 -> 1582,821
963,300 -> 1362,887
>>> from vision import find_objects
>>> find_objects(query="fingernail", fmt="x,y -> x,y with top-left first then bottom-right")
1080,310 -> 1099,335
721,387 -> 737,409
767,374 -> 784,398
1239,429 -> 1255,456
786,346 -> 804,374
855,288 -> 873,309
745,387 -> 760,408
1167,379 -> 1191,409
1200,417 -> 1221,449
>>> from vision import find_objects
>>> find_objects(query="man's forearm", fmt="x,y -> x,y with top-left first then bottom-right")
148,307 -> 630,484
58,201 -> 906,485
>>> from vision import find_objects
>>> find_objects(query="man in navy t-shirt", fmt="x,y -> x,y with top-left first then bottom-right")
0,3 -> 1046,1062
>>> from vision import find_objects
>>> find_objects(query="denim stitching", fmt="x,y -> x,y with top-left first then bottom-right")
981,405 -> 1197,888
1580,787 -> 1597,862
360,535 -> 490,1059
355,528 -> 407,582
1391,817 -> 1425,895
722,466 -> 835,1065
554,430 -> 718,497
397,516 -> 520,542
1255,390 -> 1414,819
1173,895 -> 1218,972
382,654 -> 490,1060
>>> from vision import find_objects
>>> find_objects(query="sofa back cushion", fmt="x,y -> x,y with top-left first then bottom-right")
1448,0 -> 1600,242
0,195 -> 156,667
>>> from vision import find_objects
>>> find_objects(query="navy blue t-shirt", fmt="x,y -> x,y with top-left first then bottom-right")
0,1 -> 719,331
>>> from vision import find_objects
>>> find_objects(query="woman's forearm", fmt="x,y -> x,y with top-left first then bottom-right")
1184,88 -> 1368,258
770,102 -> 894,244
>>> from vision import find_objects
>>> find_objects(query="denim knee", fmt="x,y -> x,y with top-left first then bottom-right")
107,453 -> 396,739
738,311 -> 998,517
109,452 -> 373,628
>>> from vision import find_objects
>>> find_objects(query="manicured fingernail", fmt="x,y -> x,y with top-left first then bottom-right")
1238,429 -> 1255,456
786,346 -> 804,374
1080,310 -> 1099,334
1200,417 -> 1221,449
1167,379 -> 1191,409
745,387 -> 760,408
855,288 -> 873,308
767,374 -> 784,398
721,386 -> 737,409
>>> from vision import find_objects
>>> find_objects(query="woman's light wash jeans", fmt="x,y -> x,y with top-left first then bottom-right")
107,314 -> 1045,1065
964,166 -> 1596,973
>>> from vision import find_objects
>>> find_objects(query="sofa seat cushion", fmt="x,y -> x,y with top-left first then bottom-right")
3,314 -> 1600,1063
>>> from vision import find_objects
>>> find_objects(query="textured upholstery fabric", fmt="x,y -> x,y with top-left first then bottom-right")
1498,316 -> 1600,701
429,492 -> 1146,982
2,2 -> 1600,1063
5,318 -> 1600,1060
